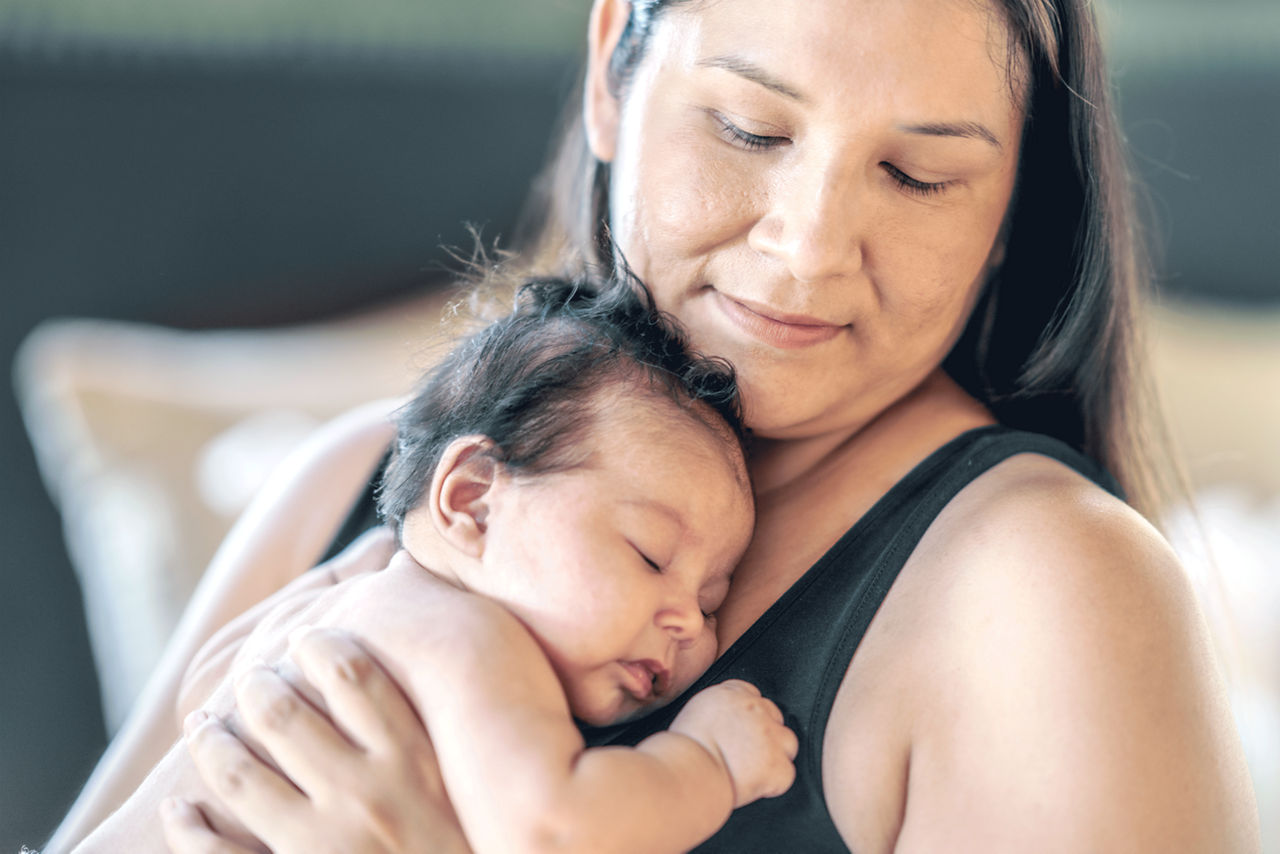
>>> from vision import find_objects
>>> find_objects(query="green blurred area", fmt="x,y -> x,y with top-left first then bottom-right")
0,0 -> 589,55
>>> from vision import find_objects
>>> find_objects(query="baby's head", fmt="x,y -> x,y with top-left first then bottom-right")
380,275 -> 754,725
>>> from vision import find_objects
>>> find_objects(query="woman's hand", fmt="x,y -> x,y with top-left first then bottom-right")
179,525 -> 399,722
163,627 -> 472,854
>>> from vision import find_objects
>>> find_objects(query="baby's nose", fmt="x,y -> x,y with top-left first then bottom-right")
656,599 -> 704,644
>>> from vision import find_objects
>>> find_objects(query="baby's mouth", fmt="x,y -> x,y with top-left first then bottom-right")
619,658 -> 672,701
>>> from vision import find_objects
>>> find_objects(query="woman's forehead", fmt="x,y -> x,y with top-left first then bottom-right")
653,0 -> 1026,116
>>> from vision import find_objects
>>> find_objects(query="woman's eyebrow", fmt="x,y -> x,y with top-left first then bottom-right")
695,54 -> 807,103
694,55 -> 1003,152
898,120 -> 1004,151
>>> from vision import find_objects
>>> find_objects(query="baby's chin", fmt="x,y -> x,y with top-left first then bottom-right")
575,689 -> 681,728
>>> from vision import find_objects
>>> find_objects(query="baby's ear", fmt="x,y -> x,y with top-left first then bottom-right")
416,435 -> 500,559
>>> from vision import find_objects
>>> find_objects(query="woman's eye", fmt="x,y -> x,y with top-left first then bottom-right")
882,162 -> 950,197
711,112 -> 788,152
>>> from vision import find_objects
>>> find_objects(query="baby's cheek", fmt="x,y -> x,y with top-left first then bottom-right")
676,627 -> 720,694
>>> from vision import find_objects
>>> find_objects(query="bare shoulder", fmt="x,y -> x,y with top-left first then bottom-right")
214,396 -> 402,588
250,396 -> 401,537
321,556 -> 563,712
889,453 -> 1260,852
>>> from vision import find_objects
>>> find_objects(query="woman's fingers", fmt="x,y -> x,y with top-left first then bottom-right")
185,628 -> 472,853
182,712 -> 314,845
288,627 -> 438,769
232,664 -> 362,800
159,798 -> 264,854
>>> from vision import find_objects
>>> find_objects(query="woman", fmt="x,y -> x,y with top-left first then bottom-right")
53,0 -> 1260,851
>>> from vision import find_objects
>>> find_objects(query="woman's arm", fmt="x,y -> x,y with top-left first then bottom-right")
165,559 -> 797,854
46,398 -> 398,853
825,457 -> 1261,853
167,628 -> 472,854
176,524 -> 396,722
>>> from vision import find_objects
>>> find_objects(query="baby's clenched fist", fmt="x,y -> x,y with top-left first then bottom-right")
671,679 -> 798,807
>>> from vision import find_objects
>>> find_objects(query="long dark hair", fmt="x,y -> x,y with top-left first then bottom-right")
516,0 -> 1170,519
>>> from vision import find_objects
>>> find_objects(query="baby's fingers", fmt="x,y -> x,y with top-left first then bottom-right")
779,722 -> 799,761
762,724 -> 800,799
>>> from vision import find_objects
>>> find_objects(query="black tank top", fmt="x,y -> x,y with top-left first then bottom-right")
325,426 -> 1120,852
580,426 -> 1121,851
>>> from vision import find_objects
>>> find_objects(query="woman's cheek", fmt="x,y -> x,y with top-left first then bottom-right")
644,134 -> 757,251
879,203 -> 999,314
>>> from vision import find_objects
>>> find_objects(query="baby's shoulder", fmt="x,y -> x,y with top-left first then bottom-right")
335,554 -> 534,659
329,556 -> 567,720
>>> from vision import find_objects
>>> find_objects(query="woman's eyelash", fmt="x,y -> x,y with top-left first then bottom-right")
882,163 -> 949,197
711,113 -> 949,201
712,113 -> 787,151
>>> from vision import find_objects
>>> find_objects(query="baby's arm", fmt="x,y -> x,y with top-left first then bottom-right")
339,560 -> 797,854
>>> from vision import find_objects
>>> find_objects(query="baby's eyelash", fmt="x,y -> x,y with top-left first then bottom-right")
635,547 -> 662,573
882,162 -> 950,197
711,112 -> 788,152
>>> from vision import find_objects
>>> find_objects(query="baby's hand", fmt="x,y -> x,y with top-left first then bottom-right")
670,679 -> 798,807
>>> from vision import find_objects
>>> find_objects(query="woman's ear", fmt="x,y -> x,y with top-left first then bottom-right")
584,0 -> 632,163
418,436 -> 501,559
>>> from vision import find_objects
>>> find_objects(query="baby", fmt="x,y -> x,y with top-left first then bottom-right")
79,275 -> 797,853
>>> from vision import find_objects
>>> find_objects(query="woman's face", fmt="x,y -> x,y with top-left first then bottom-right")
585,0 -> 1025,439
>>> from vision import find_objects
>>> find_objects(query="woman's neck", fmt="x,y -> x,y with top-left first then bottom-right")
745,370 -> 994,500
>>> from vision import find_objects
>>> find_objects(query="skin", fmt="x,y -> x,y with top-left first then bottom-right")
57,0 -> 1260,850
77,393 -> 796,854
581,0 -> 1018,646
591,0 -> 1019,446
398,390 -> 754,727
584,0 -> 1257,849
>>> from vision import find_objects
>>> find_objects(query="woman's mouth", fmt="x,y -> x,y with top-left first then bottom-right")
711,290 -> 844,349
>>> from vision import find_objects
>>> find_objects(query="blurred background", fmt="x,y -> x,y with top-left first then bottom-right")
1,0 -> 1276,850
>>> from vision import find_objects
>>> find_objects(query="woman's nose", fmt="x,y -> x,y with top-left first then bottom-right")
748,154 -> 865,283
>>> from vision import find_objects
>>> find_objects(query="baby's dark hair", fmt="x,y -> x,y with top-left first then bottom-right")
377,273 -> 745,531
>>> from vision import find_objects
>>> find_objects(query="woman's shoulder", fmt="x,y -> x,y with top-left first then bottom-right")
874,452 -> 1259,850
932,447 -> 1155,567
209,397 -> 402,594
292,396 -> 402,473
249,396 -> 401,529
914,450 -> 1195,682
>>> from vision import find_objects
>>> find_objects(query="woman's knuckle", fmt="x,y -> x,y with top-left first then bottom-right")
348,796 -> 406,847
256,690 -> 299,730
215,755 -> 255,797
330,649 -> 376,685
403,740 -> 438,772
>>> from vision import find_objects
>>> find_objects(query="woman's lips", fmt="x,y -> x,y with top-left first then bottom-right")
711,290 -> 844,349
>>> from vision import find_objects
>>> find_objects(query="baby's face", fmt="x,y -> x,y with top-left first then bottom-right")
477,391 -> 754,726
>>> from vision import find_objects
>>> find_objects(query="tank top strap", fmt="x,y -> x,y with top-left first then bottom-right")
583,425 -> 1121,852
798,425 -> 1122,764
